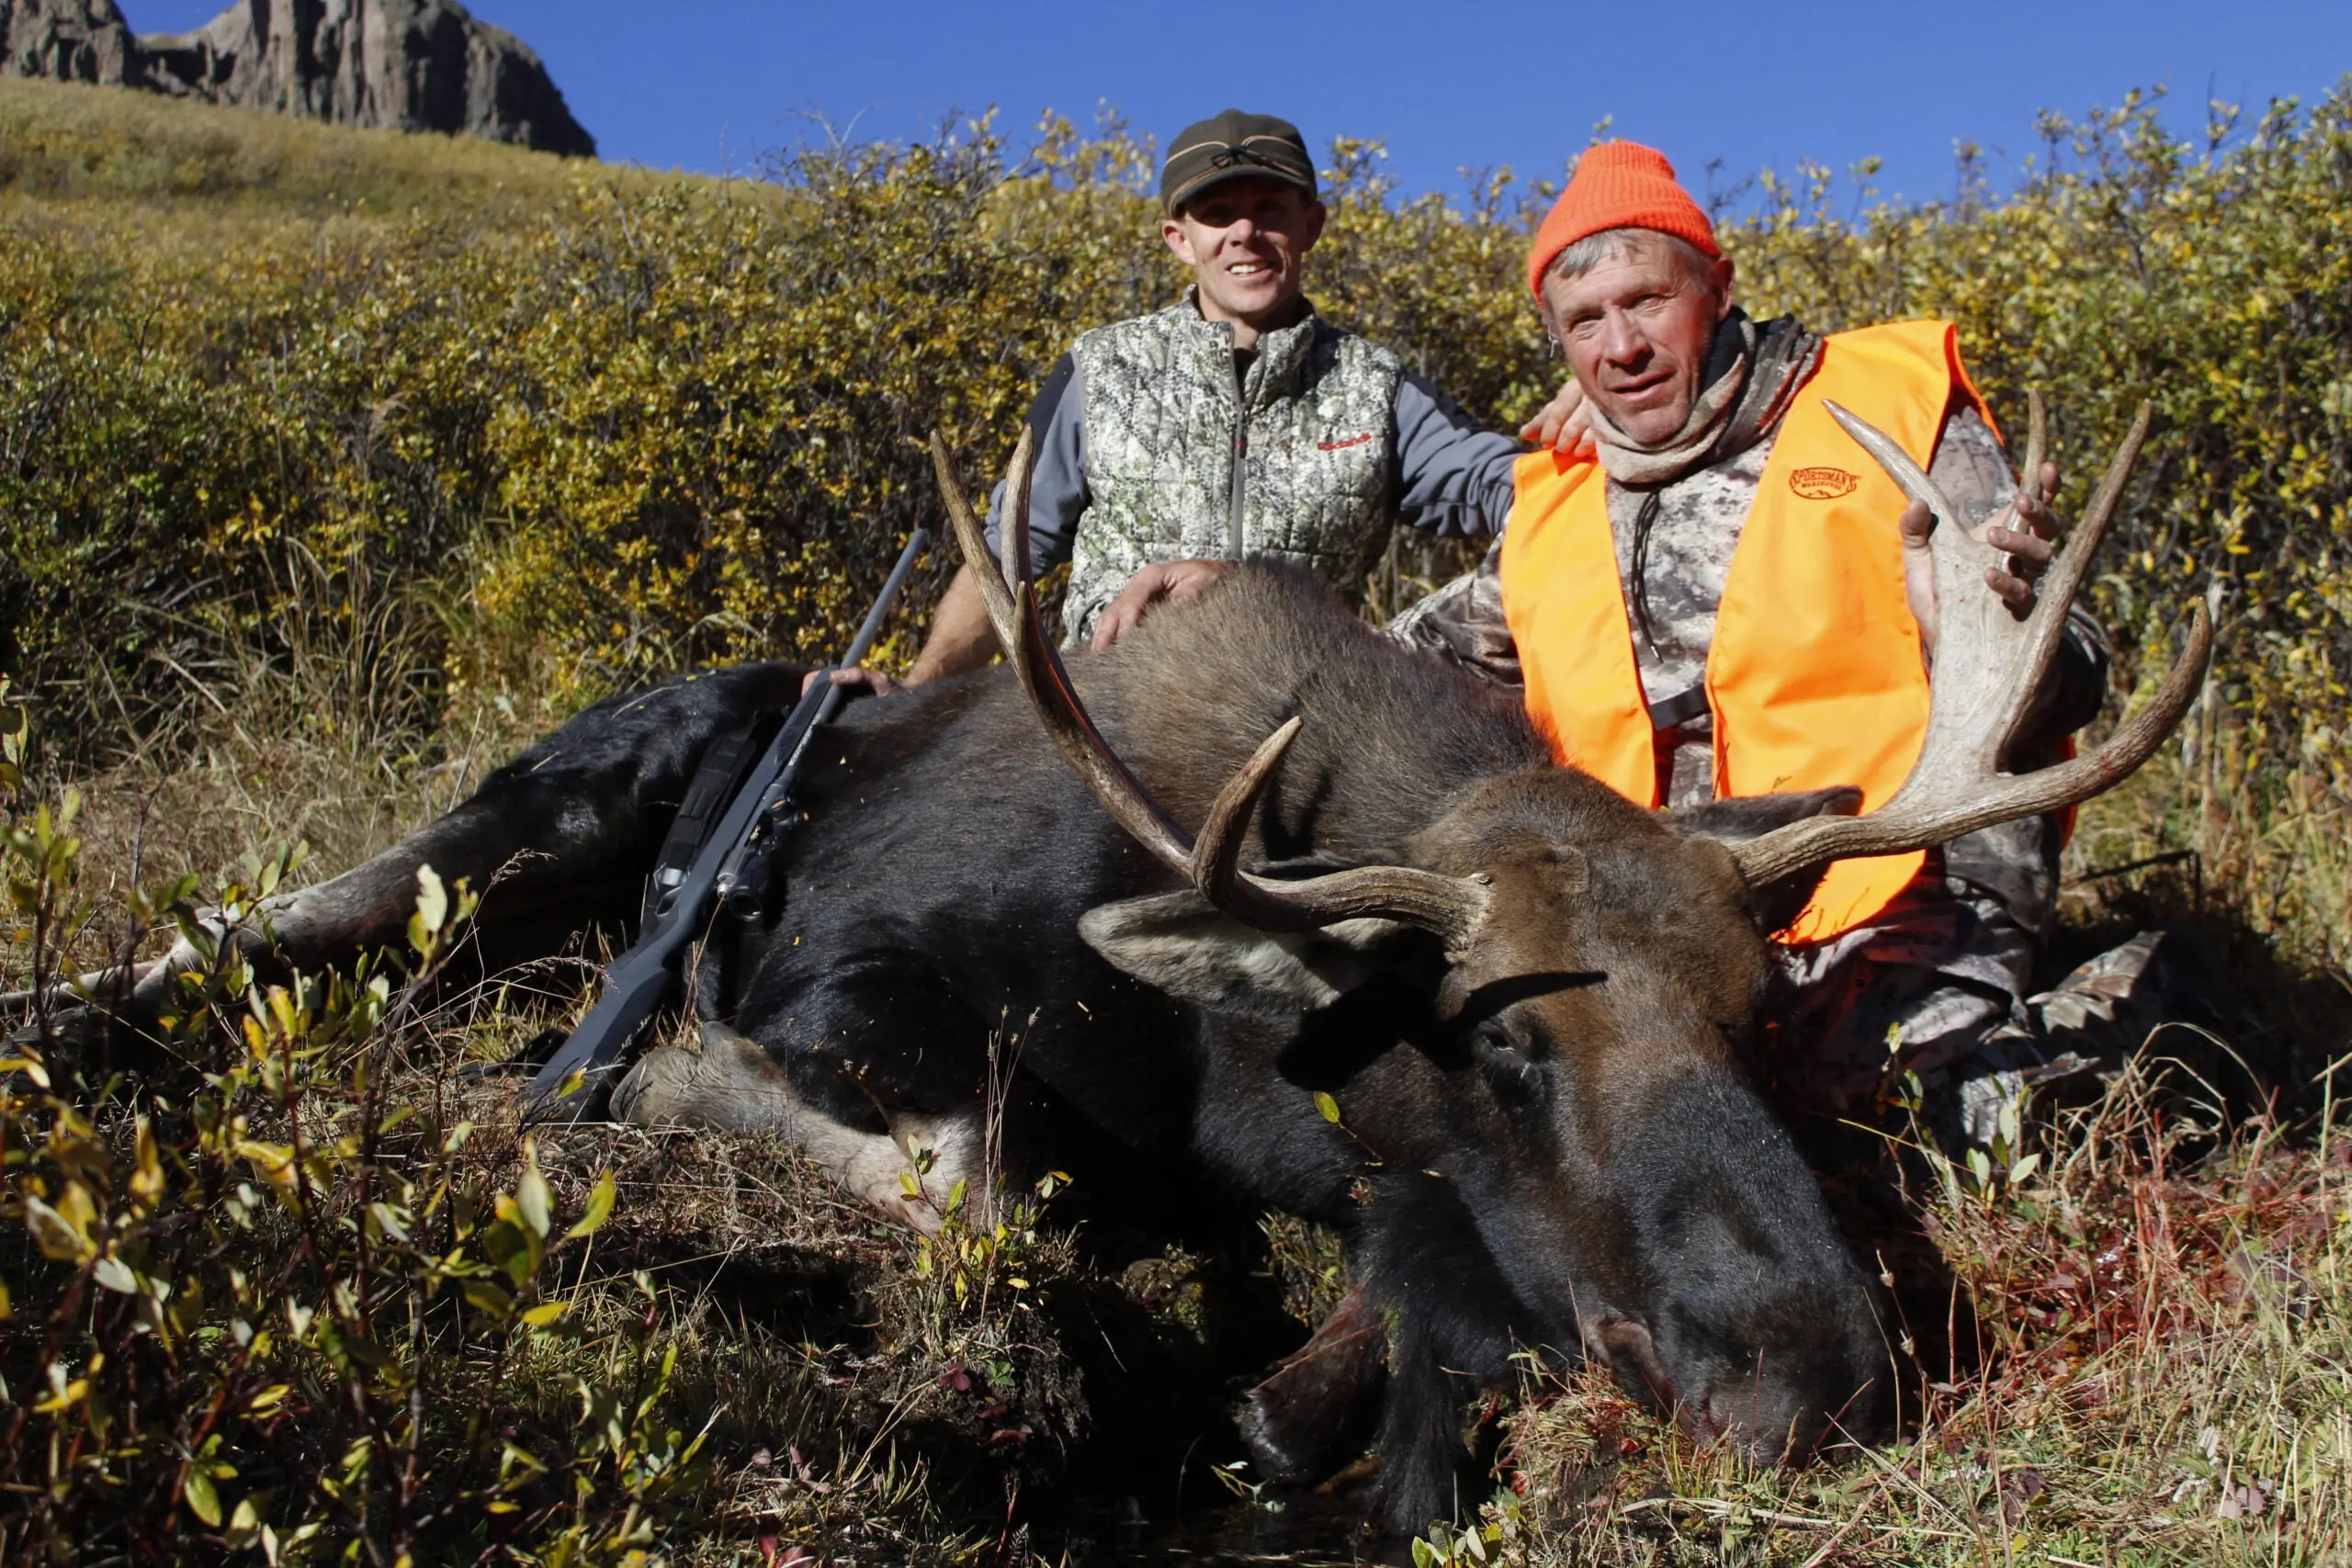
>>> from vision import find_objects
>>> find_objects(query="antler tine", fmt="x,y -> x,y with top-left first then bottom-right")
1728,400 -> 2209,890
929,428 -> 1020,655
1193,717 -> 1306,903
936,436 -> 1491,945
1997,401 -> 2153,755
998,424 -> 1036,617
1732,601 -> 2211,888
2020,390 -> 2048,511
971,429 -> 1198,877
1826,400 -> 1972,544
1182,718 -> 1490,939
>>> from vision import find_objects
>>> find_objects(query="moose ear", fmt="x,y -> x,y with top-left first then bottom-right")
1078,891 -> 1402,1020
1668,787 -> 1860,936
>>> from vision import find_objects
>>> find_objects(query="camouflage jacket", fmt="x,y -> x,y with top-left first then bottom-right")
983,289 -> 1521,643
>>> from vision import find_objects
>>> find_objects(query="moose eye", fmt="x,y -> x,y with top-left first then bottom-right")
1471,1021 -> 1544,1101
1471,1021 -> 1524,1060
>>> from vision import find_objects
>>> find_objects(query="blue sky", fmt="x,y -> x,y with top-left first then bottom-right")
123,1 -> 2352,208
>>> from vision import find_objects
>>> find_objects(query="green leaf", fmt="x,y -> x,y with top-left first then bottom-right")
459,1277 -> 517,1319
515,1162 -> 551,1241
413,864 -> 448,936
185,1467 -> 222,1527
24,1194 -> 92,1262
481,1220 -> 538,1289
565,1169 -> 616,1239
1314,1091 -> 1342,1124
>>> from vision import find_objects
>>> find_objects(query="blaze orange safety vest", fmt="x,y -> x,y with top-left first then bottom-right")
1498,321 -> 1993,944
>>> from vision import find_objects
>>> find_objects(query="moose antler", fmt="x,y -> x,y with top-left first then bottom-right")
1727,398 -> 2213,890
927,431 -> 1491,946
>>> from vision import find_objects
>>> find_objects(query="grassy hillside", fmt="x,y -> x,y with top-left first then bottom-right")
2,76 -> 2350,1566
0,74 -> 626,215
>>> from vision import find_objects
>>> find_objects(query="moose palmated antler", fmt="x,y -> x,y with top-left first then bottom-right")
927,430 -> 1492,946
1727,398 -> 2213,890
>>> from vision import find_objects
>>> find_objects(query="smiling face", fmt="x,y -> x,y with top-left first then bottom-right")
1540,230 -> 1736,446
1161,175 -> 1327,348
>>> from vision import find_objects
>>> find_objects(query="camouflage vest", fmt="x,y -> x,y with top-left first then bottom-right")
1064,291 -> 1403,641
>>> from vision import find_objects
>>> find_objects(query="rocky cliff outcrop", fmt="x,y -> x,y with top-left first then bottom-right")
0,0 -> 594,156
2,0 -> 134,84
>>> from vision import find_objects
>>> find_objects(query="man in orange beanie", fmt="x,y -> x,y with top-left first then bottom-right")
1397,141 -> 2183,1156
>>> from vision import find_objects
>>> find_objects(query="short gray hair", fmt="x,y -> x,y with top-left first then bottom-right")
1542,228 -> 1719,293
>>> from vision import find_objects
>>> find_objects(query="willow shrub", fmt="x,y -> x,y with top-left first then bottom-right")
0,734 -> 690,1562
1,79 -> 2348,920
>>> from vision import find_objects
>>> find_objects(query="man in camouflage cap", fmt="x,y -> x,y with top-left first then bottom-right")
886,107 -> 1547,681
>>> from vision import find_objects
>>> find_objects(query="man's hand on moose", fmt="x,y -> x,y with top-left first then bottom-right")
1091,558 -> 1235,649
800,666 -> 899,698
1518,378 -> 1597,460
1901,459 -> 2060,660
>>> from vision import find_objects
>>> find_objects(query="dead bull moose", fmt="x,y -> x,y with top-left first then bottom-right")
40,401 -> 2209,1532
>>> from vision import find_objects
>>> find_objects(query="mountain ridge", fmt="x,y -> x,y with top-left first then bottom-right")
0,0 -> 593,156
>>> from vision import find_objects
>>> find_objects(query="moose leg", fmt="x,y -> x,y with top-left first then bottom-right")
614,1021 -> 985,1235
1236,1282 -> 1387,1484
617,949 -> 1017,1235
46,662 -> 810,1052
1356,1174 -> 1525,1534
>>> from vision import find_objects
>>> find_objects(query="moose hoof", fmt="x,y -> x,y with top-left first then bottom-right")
1236,1284 -> 1387,1485
611,1024 -> 789,1131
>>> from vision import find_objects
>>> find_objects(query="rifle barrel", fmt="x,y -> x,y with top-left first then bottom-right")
842,528 -> 933,669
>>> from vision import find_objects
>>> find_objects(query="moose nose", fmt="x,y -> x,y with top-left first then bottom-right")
1677,1394 -> 1728,1447
1682,1378 -> 1821,1466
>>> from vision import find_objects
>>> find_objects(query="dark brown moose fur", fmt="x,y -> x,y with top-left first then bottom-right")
58,562 -> 1893,1534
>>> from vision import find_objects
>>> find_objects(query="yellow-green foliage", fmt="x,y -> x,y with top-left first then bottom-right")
0,89 -> 1559,727
0,779 -> 695,1562
0,682 -> 1054,1563
1,77 -> 2348,906
0,73 -> 595,214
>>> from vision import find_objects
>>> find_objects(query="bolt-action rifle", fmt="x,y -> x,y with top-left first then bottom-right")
524,528 -> 931,1122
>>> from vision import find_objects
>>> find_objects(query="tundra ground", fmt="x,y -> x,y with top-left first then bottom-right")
5,592 -> 2349,1568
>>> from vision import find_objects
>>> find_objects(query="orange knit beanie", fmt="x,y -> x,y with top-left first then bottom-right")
1525,141 -> 1719,299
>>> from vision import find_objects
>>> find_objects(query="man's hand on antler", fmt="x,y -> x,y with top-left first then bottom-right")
1901,459 -> 2060,660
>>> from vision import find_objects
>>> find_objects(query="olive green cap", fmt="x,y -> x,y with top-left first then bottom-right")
1159,109 -> 1317,215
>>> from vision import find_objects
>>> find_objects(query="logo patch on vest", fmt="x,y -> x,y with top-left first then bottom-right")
1790,466 -> 1859,500
1317,433 -> 1374,451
